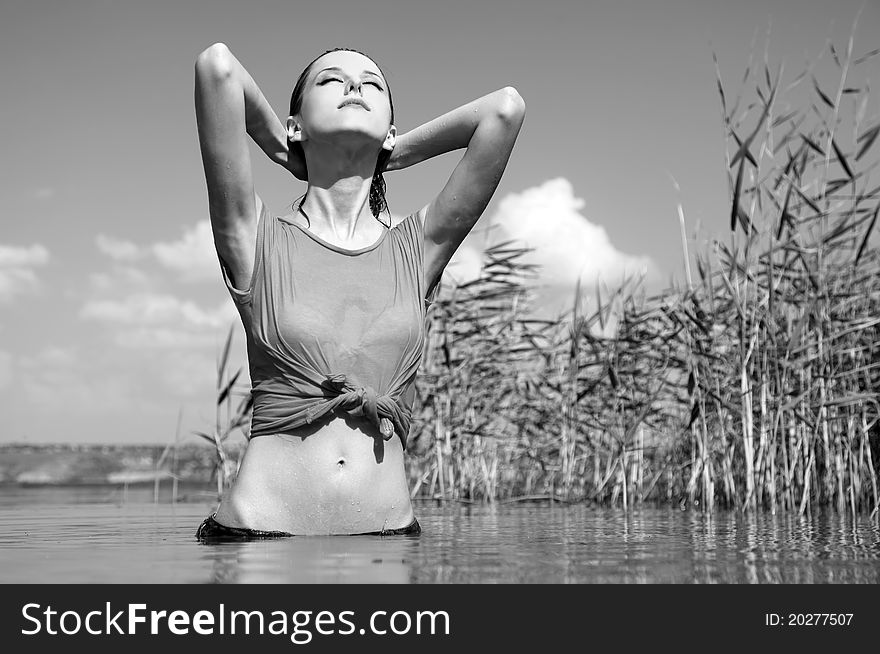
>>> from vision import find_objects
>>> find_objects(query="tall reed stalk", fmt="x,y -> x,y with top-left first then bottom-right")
194,323 -> 253,499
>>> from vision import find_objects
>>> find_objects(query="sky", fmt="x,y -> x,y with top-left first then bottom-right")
1,0 -> 878,445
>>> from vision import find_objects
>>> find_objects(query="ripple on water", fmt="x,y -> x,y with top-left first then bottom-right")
0,487 -> 878,583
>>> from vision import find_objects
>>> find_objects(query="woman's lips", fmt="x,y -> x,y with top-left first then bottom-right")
338,99 -> 370,110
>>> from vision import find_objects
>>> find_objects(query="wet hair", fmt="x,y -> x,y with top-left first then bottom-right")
289,47 -> 394,223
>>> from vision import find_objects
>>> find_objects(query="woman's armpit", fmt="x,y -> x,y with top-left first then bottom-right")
214,199 -> 268,305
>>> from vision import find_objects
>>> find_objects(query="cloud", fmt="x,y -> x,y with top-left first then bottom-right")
447,178 -> 659,317
80,292 -> 236,329
114,327 -> 229,350
15,343 -> 201,418
95,234 -> 143,261
96,219 -> 219,282
88,265 -> 153,293
16,346 -> 138,415
444,239 -> 485,285
0,243 -> 50,267
20,362 -> 139,416
0,243 -> 50,302
79,230 -> 243,402
18,346 -> 78,369
152,220 -> 218,281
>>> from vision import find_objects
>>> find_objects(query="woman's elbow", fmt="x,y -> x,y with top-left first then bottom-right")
496,86 -> 526,123
195,42 -> 234,81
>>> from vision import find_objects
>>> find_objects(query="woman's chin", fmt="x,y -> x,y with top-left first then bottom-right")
308,124 -> 388,148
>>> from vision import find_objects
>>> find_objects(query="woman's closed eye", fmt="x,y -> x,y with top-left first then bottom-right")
318,78 -> 383,91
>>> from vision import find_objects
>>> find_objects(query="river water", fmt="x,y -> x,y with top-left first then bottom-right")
1,486 -> 878,583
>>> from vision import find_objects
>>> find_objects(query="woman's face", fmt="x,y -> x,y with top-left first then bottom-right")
292,50 -> 394,152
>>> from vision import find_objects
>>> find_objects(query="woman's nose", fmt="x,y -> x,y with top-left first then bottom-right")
344,79 -> 362,95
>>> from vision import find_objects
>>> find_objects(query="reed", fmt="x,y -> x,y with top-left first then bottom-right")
405,21 -> 880,516
193,323 -> 253,499
152,407 -> 182,504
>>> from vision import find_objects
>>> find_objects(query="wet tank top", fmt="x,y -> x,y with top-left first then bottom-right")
217,202 -> 437,449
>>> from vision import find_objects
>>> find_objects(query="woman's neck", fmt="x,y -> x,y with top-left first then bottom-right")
300,181 -> 374,239
299,147 -> 380,238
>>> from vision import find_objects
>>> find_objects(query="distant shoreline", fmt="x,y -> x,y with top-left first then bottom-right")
0,442 -> 237,486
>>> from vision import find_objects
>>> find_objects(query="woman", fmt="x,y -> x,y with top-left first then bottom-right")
193,44 -> 524,539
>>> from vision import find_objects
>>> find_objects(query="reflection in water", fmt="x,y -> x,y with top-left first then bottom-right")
682,509 -> 880,584
0,487 -> 877,583
201,536 -> 418,584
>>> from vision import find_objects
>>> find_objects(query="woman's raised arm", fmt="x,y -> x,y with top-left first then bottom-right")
194,43 -> 304,289
386,87 -> 525,292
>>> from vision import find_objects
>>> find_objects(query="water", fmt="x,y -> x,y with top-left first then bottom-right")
1,486 -> 878,583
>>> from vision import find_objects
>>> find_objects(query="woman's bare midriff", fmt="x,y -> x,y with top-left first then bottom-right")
213,415 -> 416,535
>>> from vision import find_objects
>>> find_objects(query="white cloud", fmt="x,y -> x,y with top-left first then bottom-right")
0,243 -> 50,302
96,219 -> 219,282
18,346 -> 78,369
15,345 -> 140,415
80,292 -> 236,329
444,240 -> 485,285
78,235 -> 242,401
0,244 -> 50,267
88,266 -> 153,293
114,327 -> 229,350
95,234 -> 143,261
152,220 -> 218,281
20,364 -> 139,416
0,268 -> 41,300
447,178 -> 659,317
